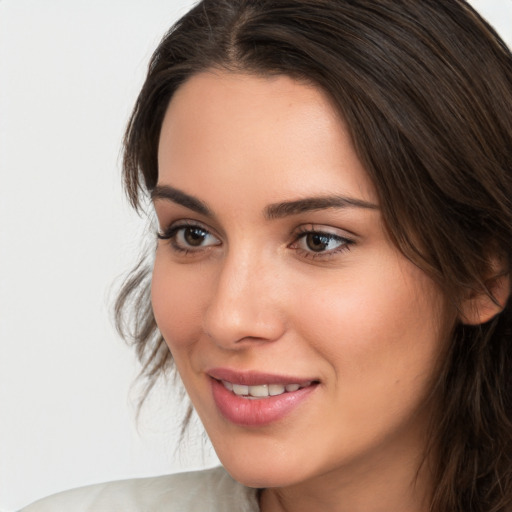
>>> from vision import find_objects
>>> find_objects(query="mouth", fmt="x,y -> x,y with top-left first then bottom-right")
220,380 -> 314,399
208,368 -> 319,426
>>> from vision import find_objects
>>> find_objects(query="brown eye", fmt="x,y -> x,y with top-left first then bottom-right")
300,232 -> 346,253
183,227 -> 208,246
305,233 -> 331,252
290,228 -> 353,259
171,224 -> 220,251
157,222 -> 221,252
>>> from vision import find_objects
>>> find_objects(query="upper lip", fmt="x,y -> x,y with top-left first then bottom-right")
208,367 -> 317,386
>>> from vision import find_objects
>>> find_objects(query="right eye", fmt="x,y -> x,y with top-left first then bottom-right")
158,222 -> 221,253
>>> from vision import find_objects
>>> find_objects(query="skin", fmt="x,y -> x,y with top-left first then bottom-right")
152,71 -> 456,512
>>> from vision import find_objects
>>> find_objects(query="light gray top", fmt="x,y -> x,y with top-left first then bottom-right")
20,466 -> 260,512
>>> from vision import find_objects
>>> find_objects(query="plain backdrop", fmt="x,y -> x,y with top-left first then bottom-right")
1,1 -> 511,510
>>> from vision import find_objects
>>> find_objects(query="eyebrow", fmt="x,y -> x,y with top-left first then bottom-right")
151,185 -> 212,217
265,195 -> 379,219
151,184 -> 378,219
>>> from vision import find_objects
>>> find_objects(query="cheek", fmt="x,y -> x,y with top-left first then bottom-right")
151,254 -> 206,351
292,256 -> 450,399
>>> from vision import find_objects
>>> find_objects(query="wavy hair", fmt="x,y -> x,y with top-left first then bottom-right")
116,1 -> 512,510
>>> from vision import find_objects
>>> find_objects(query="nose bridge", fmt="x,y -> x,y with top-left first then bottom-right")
203,241 -> 284,346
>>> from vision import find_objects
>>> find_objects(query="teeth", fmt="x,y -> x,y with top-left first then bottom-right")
232,384 -> 249,395
268,384 -> 286,396
249,384 -> 269,397
222,380 -> 312,398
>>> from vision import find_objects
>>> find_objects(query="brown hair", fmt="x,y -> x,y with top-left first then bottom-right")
116,1 -> 512,510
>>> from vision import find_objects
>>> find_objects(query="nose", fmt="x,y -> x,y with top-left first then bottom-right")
202,247 -> 286,348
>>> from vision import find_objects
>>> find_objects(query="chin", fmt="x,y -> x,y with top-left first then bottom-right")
215,449 -> 315,489
223,465 -> 298,489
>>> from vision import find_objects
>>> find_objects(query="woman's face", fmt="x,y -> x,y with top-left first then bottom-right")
152,71 -> 454,489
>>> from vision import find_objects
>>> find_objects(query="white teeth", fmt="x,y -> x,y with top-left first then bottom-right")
232,384 -> 249,395
249,384 -> 269,397
268,384 -> 286,396
222,380 -> 312,398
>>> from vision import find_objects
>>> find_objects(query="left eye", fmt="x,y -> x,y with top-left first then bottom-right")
176,226 -> 216,247
293,231 -> 351,254
158,223 -> 221,252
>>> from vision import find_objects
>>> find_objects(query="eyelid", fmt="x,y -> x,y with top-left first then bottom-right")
292,223 -> 357,242
157,219 -> 218,240
157,219 -> 355,261
157,219 -> 222,256
289,224 -> 355,259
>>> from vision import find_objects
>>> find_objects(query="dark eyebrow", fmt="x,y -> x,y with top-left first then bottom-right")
265,195 -> 378,219
151,185 -> 212,217
151,185 -> 378,220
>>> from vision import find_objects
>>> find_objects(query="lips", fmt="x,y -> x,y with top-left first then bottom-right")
208,368 -> 318,426
222,380 -> 313,398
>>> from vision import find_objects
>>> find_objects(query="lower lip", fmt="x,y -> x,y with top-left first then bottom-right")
211,378 -> 317,427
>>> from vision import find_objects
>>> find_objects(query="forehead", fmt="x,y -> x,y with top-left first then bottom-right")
157,70 -> 376,206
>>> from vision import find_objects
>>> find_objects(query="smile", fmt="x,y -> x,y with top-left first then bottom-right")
221,380 -> 313,398
209,370 -> 319,426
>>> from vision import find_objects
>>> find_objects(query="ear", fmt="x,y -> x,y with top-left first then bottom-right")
459,267 -> 510,326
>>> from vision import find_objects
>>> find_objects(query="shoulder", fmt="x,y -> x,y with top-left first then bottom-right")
20,466 -> 259,512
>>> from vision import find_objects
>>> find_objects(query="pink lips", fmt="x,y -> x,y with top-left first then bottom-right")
208,368 -> 318,427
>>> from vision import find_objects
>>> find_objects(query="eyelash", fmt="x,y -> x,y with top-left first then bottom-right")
157,221 -> 354,259
157,221 -> 220,255
291,225 -> 354,260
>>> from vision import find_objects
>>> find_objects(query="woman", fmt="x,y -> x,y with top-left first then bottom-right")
22,0 -> 511,511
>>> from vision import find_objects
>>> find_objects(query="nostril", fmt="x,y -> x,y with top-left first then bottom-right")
202,304 -> 286,349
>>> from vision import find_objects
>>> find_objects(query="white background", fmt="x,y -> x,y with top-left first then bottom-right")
1,1 -> 511,510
